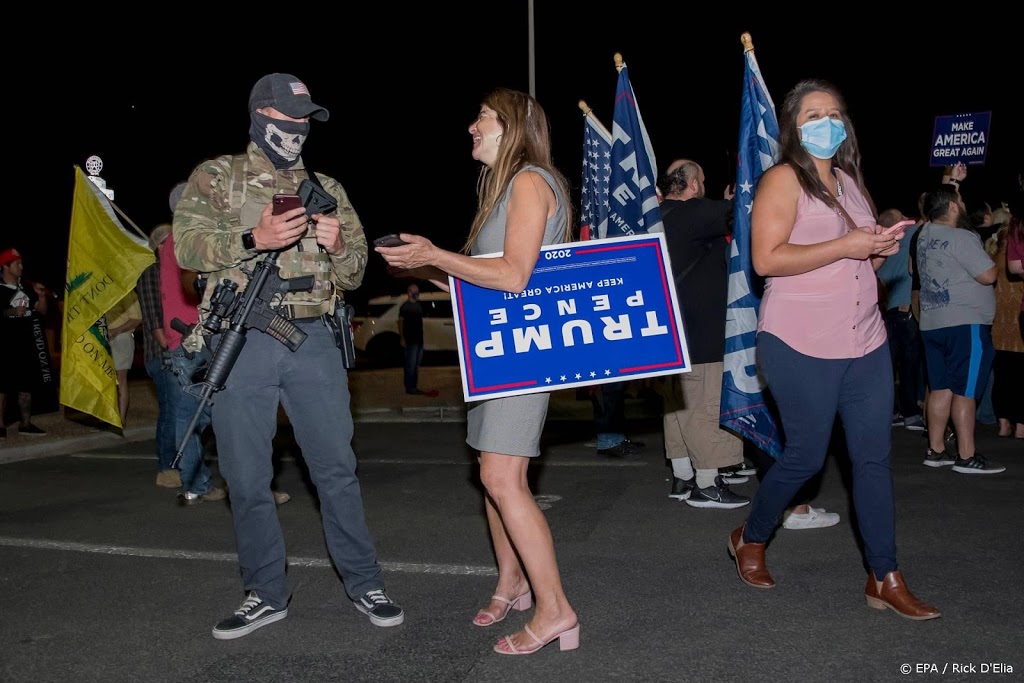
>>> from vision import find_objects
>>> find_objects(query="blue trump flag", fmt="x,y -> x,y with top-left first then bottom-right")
607,61 -> 662,238
720,38 -> 783,459
580,107 -> 612,241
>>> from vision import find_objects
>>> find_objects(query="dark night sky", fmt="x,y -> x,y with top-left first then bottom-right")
16,9 -> 1021,309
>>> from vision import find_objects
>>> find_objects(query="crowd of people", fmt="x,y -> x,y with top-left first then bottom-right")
2,71 -> 1021,653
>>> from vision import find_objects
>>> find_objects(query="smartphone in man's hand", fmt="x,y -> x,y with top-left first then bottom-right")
272,194 -> 303,215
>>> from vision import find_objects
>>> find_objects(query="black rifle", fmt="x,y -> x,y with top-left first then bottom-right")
170,251 -> 313,469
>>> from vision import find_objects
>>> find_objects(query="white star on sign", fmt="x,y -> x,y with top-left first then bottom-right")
590,371 -> 597,378
604,369 -> 611,376
560,375 -> 567,382
575,373 -> 582,380
545,377 -> 552,384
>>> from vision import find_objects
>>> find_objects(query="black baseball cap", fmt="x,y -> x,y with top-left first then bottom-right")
248,73 -> 329,122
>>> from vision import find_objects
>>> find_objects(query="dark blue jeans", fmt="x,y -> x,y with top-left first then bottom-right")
145,356 -> 178,472
593,381 -> 627,448
745,334 -> 897,580
883,308 -> 923,418
403,342 -> 423,393
170,346 -> 214,496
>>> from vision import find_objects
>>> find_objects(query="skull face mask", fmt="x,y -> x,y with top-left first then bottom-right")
249,111 -> 310,169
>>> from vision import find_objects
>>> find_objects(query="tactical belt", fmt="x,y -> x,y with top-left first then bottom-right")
281,300 -> 334,321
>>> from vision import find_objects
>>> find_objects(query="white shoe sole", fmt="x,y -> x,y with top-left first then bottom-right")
355,603 -> 405,627
783,517 -> 840,530
952,465 -> 1005,474
685,498 -> 750,509
668,492 -> 691,500
720,475 -> 749,484
211,608 -> 288,640
922,460 -> 955,467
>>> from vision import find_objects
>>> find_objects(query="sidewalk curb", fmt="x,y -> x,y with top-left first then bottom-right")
0,399 -> 659,464
0,425 -> 156,465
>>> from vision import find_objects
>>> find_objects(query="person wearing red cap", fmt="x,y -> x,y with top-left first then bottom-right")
1,247 -> 48,437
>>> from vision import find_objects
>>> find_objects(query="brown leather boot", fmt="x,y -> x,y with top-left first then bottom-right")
865,571 -> 941,620
727,525 -> 775,588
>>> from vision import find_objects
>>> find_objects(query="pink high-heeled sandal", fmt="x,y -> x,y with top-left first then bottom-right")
472,591 -> 533,627
494,622 -> 580,655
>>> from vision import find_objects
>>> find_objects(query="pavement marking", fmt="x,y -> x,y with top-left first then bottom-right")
0,536 -> 497,576
70,454 -> 647,467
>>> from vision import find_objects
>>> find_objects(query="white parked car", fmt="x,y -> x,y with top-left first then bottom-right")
352,291 -> 457,366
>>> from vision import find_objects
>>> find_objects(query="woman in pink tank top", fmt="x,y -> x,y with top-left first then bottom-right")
726,79 -> 940,621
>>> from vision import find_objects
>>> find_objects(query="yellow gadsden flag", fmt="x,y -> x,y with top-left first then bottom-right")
60,166 -> 155,428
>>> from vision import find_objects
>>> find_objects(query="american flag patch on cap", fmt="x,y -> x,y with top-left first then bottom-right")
289,82 -> 309,96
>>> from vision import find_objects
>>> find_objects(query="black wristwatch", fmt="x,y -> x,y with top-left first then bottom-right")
241,229 -> 257,251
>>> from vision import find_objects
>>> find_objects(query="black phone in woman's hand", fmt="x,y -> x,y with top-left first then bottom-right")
374,234 -> 408,247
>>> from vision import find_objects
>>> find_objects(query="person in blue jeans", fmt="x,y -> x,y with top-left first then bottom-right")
728,79 -> 939,620
875,208 -> 925,431
170,345 -> 222,505
136,225 -> 180,487
591,381 -> 645,458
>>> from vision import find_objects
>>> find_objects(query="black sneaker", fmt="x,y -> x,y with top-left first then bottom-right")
597,441 -> 643,459
354,589 -> 404,627
685,476 -> 750,509
668,476 -> 694,500
952,453 -> 1005,475
891,413 -> 905,427
621,438 -> 646,449
18,423 -> 46,436
923,449 -> 956,467
211,591 -> 288,640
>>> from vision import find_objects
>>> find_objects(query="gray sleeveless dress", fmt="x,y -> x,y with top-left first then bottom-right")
465,165 -> 569,457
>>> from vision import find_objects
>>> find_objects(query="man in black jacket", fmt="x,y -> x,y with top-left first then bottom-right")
658,160 -> 749,508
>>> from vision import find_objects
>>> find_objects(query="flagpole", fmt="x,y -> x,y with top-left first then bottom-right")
614,52 -> 624,73
577,100 -> 613,140
73,164 -> 150,242
109,201 -> 149,241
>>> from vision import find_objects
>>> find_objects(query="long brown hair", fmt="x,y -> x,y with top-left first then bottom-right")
462,88 -> 573,253
776,79 -> 874,215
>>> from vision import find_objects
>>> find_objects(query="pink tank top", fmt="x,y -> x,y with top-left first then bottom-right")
757,170 -> 887,359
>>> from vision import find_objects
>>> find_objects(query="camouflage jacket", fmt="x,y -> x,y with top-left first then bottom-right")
173,143 -> 367,330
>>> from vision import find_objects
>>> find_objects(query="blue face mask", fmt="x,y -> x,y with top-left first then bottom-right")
799,117 -> 847,159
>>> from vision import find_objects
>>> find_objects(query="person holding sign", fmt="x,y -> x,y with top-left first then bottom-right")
376,88 -> 580,655
728,79 -> 940,620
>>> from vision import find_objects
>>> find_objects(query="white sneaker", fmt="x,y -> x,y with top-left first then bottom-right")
782,506 -> 840,530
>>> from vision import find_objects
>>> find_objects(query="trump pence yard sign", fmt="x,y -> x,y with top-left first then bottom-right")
449,233 -> 691,402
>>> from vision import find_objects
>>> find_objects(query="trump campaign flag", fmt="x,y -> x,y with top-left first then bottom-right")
607,58 -> 662,238
61,166 -> 155,428
720,34 -> 783,459
579,104 -> 612,241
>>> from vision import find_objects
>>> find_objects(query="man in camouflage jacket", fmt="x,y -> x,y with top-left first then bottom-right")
172,73 -> 404,640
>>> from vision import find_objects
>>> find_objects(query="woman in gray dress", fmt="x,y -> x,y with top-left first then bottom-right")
376,88 -> 579,655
